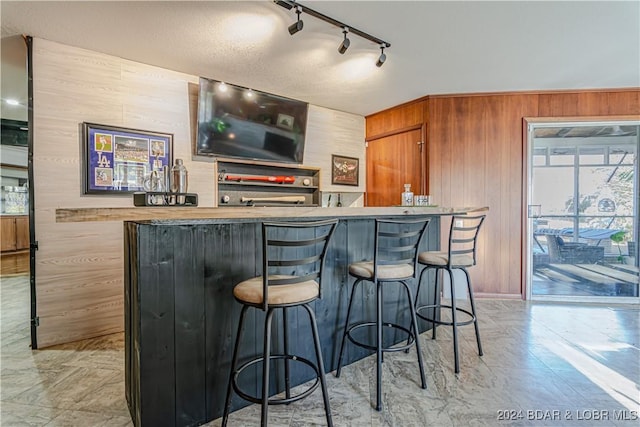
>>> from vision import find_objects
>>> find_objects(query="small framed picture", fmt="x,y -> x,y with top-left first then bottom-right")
277,113 -> 294,131
82,122 -> 173,195
331,154 -> 359,186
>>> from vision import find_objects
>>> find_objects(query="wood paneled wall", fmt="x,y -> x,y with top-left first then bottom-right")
32,38 -> 364,347
366,100 -> 426,139
366,88 -> 640,298
428,95 -> 539,297
538,90 -> 640,117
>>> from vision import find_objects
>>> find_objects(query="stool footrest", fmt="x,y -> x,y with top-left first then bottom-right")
416,304 -> 476,327
346,321 -> 415,353
232,354 -> 320,405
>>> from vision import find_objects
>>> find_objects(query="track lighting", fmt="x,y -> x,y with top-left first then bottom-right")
288,6 -> 303,35
376,44 -> 386,68
338,27 -> 350,54
274,0 -> 390,65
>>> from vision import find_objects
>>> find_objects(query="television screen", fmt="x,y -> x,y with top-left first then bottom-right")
196,77 -> 308,164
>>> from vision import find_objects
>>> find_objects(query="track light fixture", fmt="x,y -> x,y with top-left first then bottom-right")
288,6 -> 303,35
376,44 -> 386,68
274,0 -> 390,65
338,27 -> 350,54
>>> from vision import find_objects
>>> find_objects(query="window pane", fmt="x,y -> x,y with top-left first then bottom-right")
532,166 -> 574,215
579,146 -> 604,165
549,147 -> 576,166
578,166 -> 634,216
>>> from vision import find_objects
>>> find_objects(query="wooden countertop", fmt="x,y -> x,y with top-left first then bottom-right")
56,206 -> 488,223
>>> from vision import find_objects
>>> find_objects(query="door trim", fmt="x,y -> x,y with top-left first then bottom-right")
523,116 -> 640,303
26,35 -> 38,348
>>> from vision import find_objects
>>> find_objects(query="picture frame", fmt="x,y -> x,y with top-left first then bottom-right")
331,154 -> 359,186
276,113 -> 294,131
82,122 -> 173,195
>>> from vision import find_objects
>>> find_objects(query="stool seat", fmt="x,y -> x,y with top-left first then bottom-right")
233,275 -> 319,305
418,251 -> 474,267
348,261 -> 414,280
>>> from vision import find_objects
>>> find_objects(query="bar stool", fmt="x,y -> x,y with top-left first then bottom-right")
415,214 -> 485,374
222,219 -> 338,427
335,217 -> 430,411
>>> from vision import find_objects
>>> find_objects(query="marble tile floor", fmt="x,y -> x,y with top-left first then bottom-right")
1,274 -> 639,426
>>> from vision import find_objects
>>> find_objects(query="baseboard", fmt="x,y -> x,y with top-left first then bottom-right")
475,292 -> 523,300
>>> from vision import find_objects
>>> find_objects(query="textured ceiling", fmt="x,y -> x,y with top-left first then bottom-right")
1,1 -> 639,117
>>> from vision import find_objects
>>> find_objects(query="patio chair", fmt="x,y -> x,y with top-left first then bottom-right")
546,235 -> 604,264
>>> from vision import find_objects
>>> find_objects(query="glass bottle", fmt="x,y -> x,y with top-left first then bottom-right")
170,159 -> 188,204
401,184 -> 413,206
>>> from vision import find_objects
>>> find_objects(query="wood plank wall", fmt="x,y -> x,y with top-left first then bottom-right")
366,101 -> 426,138
32,38 -> 364,347
365,89 -> 640,298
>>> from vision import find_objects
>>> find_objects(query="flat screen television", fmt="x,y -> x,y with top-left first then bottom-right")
196,77 -> 309,164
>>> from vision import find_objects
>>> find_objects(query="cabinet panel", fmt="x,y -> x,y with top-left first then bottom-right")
1,217 -> 17,252
15,216 -> 29,250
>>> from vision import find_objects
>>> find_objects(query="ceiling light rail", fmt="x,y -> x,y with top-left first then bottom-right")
274,0 -> 390,64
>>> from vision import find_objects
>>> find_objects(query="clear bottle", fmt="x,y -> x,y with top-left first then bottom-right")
401,183 -> 413,206
170,159 -> 188,204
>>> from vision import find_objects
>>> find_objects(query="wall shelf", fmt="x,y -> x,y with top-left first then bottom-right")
216,159 -> 320,207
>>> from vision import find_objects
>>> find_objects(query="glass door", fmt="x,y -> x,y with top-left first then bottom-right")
526,121 -> 639,302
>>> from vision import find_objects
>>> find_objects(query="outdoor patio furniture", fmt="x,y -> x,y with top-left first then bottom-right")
535,227 -> 623,242
546,235 -> 604,264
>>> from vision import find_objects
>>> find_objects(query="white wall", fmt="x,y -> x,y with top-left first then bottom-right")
32,38 -> 365,346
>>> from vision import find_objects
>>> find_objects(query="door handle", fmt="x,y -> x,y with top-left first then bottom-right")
528,205 -> 541,218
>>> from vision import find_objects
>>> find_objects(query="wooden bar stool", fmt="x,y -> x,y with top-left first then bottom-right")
222,219 -> 338,427
335,217 -> 431,411
415,214 -> 485,374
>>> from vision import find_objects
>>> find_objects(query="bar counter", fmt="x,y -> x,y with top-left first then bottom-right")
56,205 -> 485,223
118,206 -> 486,427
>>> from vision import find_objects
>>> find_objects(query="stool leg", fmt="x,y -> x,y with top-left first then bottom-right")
415,265 -> 428,309
336,278 -> 362,378
462,268 -> 483,356
401,280 -> 427,389
222,305 -> 249,427
432,268 -> 441,340
303,304 -> 334,427
408,266 -> 428,353
448,268 -> 460,374
261,308 -> 275,427
380,284 -> 384,364
283,307 -> 291,401
375,280 -> 383,411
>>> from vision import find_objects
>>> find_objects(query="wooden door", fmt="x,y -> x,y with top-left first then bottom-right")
366,129 -> 423,206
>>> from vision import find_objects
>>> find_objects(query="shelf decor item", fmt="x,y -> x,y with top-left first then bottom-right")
82,122 -> 173,195
331,154 -> 359,186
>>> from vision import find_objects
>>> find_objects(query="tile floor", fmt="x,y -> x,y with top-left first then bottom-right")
1,274 -> 639,426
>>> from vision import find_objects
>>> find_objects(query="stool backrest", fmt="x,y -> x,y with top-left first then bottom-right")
373,218 -> 431,279
447,214 -> 485,268
261,219 -> 338,310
